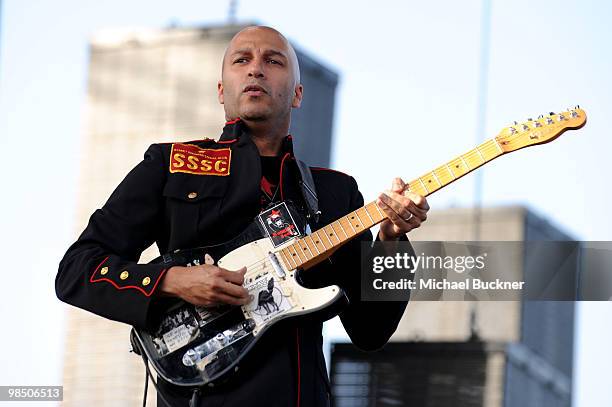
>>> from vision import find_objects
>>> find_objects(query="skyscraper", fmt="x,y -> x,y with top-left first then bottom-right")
330,206 -> 575,407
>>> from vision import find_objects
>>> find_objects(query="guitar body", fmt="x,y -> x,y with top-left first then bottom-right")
132,215 -> 342,387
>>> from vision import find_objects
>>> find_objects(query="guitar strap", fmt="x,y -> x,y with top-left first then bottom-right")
295,159 -> 321,228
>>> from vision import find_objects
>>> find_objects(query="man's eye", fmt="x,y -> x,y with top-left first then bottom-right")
267,59 -> 282,65
234,58 -> 247,63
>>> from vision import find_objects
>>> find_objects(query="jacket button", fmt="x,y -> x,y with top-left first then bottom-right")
120,270 -> 129,280
100,266 -> 109,275
142,276 -> 151,286
187,192 -> 198,199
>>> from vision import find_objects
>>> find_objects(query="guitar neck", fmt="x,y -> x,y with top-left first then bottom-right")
276,138 -> 505,271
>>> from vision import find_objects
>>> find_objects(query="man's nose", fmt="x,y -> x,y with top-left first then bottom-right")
248,58 -> 265,78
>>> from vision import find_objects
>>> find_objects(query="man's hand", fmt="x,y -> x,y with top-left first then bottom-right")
377,177 -> 430,241
158,264 -> 250,307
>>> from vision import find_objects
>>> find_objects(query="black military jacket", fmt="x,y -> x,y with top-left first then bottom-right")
56,119 -> 409,407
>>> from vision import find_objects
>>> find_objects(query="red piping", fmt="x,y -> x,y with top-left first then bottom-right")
225,118 -> 241,125
296,327 -> 301,407
217,138 -> 237,144
279,152 -> 291,201
89,256 -> 167,297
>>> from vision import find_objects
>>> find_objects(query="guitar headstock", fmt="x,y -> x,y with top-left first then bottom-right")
495,107 -> 587,153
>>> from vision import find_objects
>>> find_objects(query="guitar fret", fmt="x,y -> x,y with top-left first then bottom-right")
475,147 -> 486,163
294,242 -> 308,263
493,138 -> 504,154
418,178 -> 430,193
288,244 -> 304,264
286,249 -> 298,269
314,230 -> 329,250
366,202 -> 384,222
280,249 -> 296,270
345,215 -> 357,233
301,238 -> 316,258
337,219 -> 349,239
431,170 -> 442,187
325,225 -> 341,244
460,156 -> 470,170
306,235 -> 320,255
374,202 -> 386,219
294,241 -> 309,262
362,206 -> 375,224
445,163 -> 456,179
354,211 -> 365,228
321,227 -> 335,247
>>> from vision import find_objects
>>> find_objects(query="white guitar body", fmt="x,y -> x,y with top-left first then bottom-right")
218,237 -> 343,338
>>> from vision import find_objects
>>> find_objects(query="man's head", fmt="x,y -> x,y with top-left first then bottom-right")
218,26 -> 303,123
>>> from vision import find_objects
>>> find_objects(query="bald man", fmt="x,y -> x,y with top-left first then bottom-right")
56,26 -> 429,406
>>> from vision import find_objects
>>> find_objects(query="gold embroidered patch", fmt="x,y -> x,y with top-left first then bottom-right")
169,144 -> 231,176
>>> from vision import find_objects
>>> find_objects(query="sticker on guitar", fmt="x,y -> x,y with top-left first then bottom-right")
244,273 -> 293,325
258,202 -> 300,247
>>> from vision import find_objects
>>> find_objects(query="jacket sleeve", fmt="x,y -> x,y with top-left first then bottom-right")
55,144 -> 169,330
331,176 -> 412,351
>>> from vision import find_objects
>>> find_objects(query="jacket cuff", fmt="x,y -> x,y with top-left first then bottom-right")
89,257 -> 168,297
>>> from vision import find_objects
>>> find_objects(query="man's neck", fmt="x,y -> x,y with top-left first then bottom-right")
242,117 -> 290,157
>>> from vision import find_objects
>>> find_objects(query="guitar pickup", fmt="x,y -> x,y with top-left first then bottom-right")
268,252 -> 286,278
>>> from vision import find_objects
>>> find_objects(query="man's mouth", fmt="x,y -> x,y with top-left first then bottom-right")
243,85 -> 267,96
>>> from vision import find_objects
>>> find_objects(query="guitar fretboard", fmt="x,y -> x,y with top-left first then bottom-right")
277,138 -> 505,270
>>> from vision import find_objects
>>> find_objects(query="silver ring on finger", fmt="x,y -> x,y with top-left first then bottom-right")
404,213 -> 414,222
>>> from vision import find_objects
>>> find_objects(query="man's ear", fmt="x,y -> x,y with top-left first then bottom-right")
217,80 -> 224,104
291,84 -> 303,108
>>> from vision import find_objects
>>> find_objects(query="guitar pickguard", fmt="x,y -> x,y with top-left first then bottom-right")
134,234 -> 342,387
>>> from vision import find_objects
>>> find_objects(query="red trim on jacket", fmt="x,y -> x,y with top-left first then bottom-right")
225,118 -> 241,125
278,153 -> 291,201
89,256 -> 109,281
217,139 -> 238,144
89,257 -> 167,297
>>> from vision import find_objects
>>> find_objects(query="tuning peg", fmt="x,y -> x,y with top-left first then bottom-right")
527,118 -> 533,121
549,112 -> 555,115
513,121 -> 518,125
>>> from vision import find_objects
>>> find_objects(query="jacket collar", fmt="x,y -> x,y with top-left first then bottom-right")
219,118 -> 295,157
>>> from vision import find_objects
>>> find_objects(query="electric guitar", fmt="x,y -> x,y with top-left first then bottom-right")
131,107 -> 587,387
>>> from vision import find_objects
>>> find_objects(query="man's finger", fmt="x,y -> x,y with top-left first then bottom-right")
216,266 -> 247,285
218,279 -> 250,299
378,197 -> 410,227
405,191 -> 430,210
213,292 -> 250,306
379,193 -> 411,220
392,177 -> 404,193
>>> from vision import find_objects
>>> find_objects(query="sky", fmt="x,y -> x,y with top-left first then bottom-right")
0,0 -> 610,406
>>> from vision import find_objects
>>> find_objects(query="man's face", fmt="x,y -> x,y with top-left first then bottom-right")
218,28 -> 303,122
